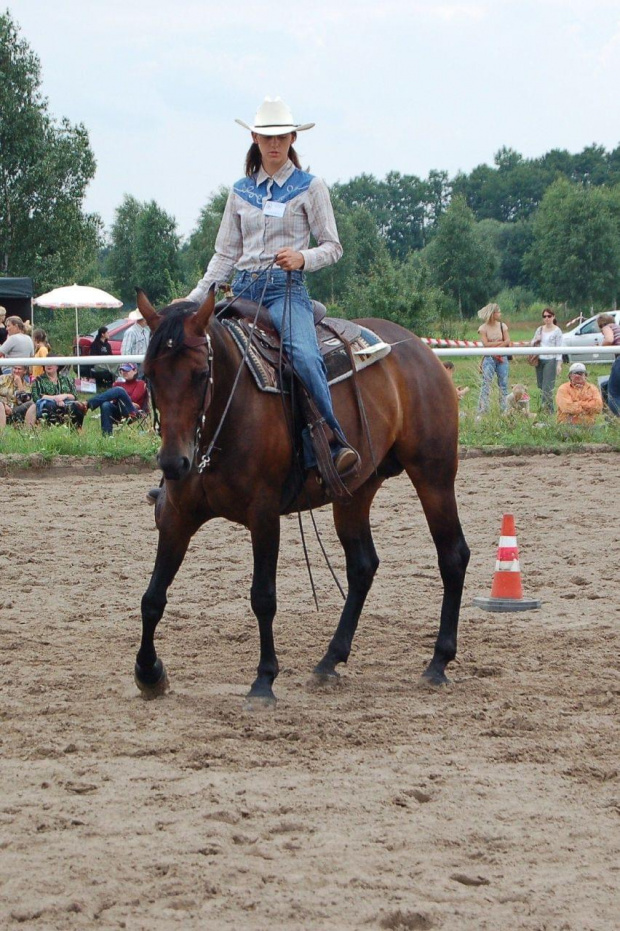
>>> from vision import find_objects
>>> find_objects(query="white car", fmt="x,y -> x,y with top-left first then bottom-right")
561,310 -> 620,364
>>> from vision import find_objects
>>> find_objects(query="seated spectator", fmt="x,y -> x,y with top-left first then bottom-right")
0,365 -> 36,429
0,306 -> 7,345
32,328 -> 51,378
505,384 -> 532,416
31,364 -> 87,428
0,316 -> 34,373
115,362 -> 148,412
86,385 -> 145,435
556,363 -> 603,426
443,361 -> 469,401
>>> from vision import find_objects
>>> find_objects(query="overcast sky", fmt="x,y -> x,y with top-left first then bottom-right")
12,0 -> 620,238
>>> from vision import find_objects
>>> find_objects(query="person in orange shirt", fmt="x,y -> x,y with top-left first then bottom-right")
556,363 -> 603,425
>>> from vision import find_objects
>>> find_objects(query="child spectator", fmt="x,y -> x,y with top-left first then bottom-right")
505,384 -> 532,415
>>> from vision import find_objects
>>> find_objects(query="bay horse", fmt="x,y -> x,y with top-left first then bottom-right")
134,287 -> 470,704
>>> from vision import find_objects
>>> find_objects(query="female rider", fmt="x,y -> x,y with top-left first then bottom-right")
187,97 -> 357,475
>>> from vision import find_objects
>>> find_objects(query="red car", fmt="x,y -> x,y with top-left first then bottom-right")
74,317 -> 132,356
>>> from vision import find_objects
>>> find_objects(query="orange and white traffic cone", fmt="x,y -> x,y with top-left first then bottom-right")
473,513 -> 541,612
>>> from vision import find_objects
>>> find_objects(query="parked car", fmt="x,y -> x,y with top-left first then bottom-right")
562,310 -> 620,364
73,317 -> 132,356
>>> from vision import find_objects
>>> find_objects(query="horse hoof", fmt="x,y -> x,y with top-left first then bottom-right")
243,692 -> 276,712
421,665 -> 451,688
310,665 -> 341,688
135,659 -> 169,699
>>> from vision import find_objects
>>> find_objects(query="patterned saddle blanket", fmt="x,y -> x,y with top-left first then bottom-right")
215,298 -> 391,393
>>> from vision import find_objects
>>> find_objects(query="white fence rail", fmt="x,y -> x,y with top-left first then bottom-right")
2,346 -> 620,369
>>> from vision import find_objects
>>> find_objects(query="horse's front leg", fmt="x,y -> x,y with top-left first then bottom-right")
246,509 -> 281,707
135,497 -> 203,698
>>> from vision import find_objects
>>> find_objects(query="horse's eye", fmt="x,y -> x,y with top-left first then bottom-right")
191,369 -> 207,387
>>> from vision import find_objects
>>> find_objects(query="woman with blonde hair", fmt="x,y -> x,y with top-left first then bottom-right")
476,303 -> 511,415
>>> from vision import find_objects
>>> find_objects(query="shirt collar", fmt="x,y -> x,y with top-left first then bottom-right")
256,159 -> 295,187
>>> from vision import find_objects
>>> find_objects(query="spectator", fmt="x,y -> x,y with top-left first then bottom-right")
505,384 -> 533,416
85,385 -> 142,436
87,326 -> 115,389
32,328 -> 51,378
0,317 -> 34,374
556,363 -> 603,426
476,303 -> 511,415
120,314 -> 150,375
442,361 -> 469,401
0,306 -> 7,345
115,362 -> 148,412
531,308 -> 563,413
597,313 -> 620,417
31,364 -> 87,428
0,365 -> 36,429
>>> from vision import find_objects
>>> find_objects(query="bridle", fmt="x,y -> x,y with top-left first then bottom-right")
147,330 -> 215,474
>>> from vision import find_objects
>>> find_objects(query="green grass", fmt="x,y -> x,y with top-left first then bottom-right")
1,355 -> 618,462
0,413 -> 159,461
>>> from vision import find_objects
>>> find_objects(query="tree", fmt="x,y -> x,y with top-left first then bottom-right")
180,186 -> 229,290
525,178 -> 620,308
107,196 -> 180,305
107,196 -> 142,303
343,250 -> 453,331
134,201 -> 180,305
0,11 -> 100,290
424,196 -> 497,316
311,199 -> 386,307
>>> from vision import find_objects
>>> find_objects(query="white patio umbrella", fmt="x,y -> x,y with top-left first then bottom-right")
33,283 -> 123,375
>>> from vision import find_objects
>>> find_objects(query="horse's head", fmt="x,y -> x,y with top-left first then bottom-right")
138,288 -> 215,481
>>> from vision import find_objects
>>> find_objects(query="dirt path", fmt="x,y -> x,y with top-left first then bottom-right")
1,453 -> 619,930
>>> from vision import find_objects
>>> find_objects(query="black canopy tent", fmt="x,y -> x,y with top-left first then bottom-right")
0,278 -> 33,321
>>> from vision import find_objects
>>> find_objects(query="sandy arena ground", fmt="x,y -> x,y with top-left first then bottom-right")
1,452 -> 619,930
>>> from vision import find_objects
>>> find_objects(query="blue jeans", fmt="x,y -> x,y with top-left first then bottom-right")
477,356 -> 509,413
608,356 -> 620,417
35,398 -> 85,426
232,269 -> 346,442
88,386 -> 135,434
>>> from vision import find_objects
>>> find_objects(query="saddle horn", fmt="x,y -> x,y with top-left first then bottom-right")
135,289 -> 162,332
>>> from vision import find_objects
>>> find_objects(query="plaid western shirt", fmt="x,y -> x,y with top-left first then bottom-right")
188,159 -> 342,304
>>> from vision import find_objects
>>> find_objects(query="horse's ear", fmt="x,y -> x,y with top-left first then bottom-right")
192,285 -> 216,333
135,288 -> 162,332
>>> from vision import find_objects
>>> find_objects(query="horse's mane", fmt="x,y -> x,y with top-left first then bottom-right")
146,302 -> 199,360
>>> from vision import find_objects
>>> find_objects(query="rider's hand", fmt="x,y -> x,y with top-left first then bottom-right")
275,249 -> 305,271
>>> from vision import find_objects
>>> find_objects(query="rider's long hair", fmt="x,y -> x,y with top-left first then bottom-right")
245,141 -> 301,177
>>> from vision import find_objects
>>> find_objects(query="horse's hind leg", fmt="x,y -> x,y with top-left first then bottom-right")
410,473 -> 470,685
314,488 -> 380,679
135,507 -> 199,698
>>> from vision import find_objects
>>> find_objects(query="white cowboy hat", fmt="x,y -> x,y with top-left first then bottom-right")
235,96 -> 314,135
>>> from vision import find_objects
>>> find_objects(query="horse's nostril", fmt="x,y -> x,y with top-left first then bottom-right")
157,452 -> 191,480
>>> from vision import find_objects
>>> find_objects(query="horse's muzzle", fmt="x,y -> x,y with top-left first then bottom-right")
157,452 -> 192,480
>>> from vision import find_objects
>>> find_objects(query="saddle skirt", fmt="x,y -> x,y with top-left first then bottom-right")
215,298 -> 391,393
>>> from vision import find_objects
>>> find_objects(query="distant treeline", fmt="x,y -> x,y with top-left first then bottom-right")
104,143 -> 620,334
